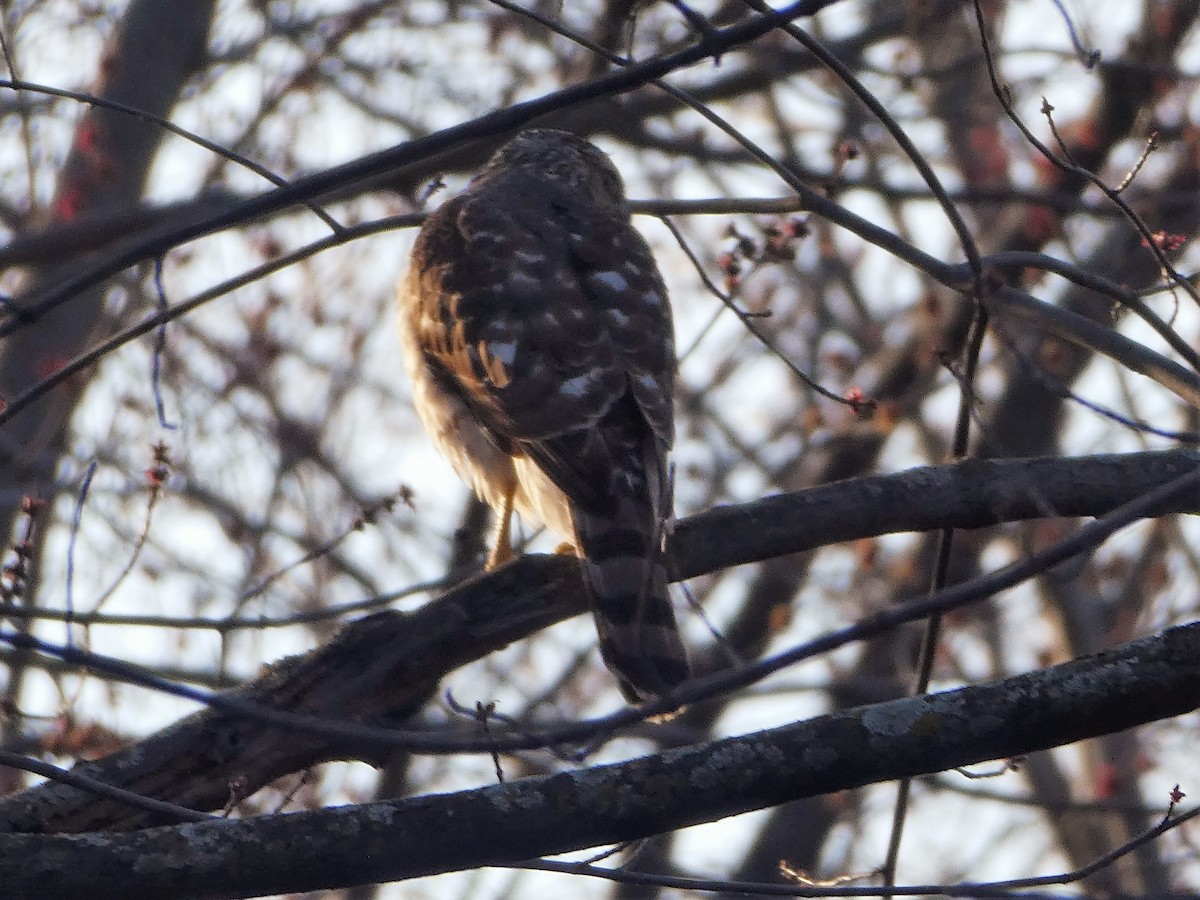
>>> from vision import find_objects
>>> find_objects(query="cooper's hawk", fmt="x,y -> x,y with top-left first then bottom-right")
399,129 -> 689,703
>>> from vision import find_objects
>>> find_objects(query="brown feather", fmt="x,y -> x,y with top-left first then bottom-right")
399,130 -> 689,702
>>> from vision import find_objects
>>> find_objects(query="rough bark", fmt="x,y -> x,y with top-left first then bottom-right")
0,622 -> 1195,900
0,451 -> 1193,834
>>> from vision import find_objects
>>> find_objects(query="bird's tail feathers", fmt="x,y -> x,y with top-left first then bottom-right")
574,497 -> 689,704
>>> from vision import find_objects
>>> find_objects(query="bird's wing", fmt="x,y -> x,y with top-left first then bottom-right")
406,183 -> 674,515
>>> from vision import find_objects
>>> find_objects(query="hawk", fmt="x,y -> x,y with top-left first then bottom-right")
399,129 -> 689,703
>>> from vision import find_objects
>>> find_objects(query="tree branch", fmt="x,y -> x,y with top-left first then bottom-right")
0,450 -> 1194,834
2,621 -> 1196,900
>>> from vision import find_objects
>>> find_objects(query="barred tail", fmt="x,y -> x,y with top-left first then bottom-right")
573,497 -> 689,704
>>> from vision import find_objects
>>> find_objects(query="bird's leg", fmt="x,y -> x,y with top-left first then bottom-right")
485,485 -> 517,570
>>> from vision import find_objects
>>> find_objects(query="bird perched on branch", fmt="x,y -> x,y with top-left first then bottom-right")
398,129 -> 689,703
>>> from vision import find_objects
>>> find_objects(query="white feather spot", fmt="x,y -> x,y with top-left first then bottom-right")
485,340 -> 517,365
607,309 -> 631,327
559,373 -> 595,398
508,270 -> 542,292
641,290 -> 664,307
588,271 -> 629,293
635,373 -> 659,393
513,249 -> 544,265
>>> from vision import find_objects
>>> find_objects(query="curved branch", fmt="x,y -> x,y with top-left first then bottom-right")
0,450 -> 1195,833
669,449 -> 1200,578
3,622 -> 1197,899
0,0 -> 822,335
